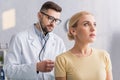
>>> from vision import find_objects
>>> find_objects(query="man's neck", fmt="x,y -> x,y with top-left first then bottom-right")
35,23 -> 48,36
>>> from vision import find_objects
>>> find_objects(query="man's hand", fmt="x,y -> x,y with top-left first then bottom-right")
37,60 -> 54,72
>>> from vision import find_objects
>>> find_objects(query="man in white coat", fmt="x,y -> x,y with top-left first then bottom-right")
3,1 -> 66,80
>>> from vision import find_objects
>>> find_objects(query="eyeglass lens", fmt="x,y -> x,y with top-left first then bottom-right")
41,12 -> 61,24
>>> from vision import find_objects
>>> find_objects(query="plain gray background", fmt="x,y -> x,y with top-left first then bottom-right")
0,0 -> 120,80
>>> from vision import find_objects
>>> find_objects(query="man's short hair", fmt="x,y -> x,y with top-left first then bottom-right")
40,1 -> 62,12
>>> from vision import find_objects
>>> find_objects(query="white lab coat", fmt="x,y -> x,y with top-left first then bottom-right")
3,25 -> 66,80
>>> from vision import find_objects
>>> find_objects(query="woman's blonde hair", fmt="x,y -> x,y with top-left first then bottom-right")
67,11 -> 92,40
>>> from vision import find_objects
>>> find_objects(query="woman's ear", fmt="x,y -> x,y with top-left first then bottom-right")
69,27 -> 76,36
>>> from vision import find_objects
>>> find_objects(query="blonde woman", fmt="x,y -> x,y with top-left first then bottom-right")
55,11 -> 113,80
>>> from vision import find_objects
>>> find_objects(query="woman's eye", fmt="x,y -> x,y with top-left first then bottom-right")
83,23 -> 89,26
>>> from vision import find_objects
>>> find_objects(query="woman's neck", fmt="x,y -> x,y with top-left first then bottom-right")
70,43 -> 92,57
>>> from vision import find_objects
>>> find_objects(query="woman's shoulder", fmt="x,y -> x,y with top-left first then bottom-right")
56,50 -> 72,59
57,50 -> 71,56
92,48 -> 110,57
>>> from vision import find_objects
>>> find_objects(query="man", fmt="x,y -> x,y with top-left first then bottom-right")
3,1 -> 66,80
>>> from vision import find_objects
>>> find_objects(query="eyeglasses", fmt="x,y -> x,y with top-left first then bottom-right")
41,11 -> 61,25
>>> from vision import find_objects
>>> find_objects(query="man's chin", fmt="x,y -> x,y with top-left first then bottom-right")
45,30 -> 52,34
48,29 -> 54,32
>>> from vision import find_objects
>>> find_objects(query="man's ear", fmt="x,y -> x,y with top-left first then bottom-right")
37,12 -> 42,19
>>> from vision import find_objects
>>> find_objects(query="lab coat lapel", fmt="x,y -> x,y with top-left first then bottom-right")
28,26 -> 41,50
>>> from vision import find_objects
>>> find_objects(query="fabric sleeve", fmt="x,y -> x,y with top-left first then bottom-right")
3,34 -> 37,79
104,51 -> 112,72
55,55 -> 67,77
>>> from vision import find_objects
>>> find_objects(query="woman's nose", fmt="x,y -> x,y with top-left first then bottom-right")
90,25 -> 96,32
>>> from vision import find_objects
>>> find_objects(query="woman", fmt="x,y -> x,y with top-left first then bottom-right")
54,11 -> 113,80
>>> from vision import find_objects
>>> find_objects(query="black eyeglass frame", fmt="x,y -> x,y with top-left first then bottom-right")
41,11 -> 62,25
